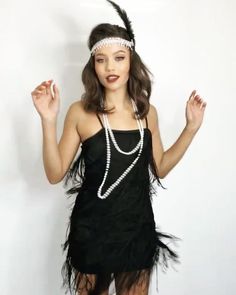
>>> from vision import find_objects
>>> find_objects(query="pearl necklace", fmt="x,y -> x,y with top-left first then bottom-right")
97,98 -> 144,199
103,99 -> 144,155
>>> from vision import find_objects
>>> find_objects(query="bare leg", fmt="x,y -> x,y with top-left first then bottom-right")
76,273 -> 109,295
114,269 -> 151,295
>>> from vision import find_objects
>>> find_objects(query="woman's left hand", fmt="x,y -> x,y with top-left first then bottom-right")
185,90 -> 207,132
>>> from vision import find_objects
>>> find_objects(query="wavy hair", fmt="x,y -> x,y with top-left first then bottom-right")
81,23 -> 153,119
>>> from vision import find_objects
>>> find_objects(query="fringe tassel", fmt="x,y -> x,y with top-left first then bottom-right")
61,225 -> 181,294
61,139 -> 181,294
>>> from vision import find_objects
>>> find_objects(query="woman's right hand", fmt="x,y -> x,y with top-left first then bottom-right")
31,79 -> 60,121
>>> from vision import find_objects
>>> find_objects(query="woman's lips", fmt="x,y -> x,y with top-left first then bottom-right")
106,75 -> 120,83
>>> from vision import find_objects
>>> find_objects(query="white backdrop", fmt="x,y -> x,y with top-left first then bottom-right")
0,0 -> 235,294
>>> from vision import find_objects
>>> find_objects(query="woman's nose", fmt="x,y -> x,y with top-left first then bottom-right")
106,59 -> 115,71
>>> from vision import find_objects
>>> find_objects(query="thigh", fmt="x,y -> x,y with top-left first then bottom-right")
76,273 -> 96,295
114,269 -> 151,295
76,273 -> 110,295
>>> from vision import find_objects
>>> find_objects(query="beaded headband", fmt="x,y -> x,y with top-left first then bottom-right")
91,37 -> 134,56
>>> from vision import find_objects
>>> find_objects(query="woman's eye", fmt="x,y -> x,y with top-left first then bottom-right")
96,56 -> 125,63
116,56 -> 125,61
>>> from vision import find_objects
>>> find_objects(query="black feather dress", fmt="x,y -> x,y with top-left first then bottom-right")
61,115 -> 180,295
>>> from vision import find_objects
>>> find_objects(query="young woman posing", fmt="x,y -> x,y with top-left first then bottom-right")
31,1 -> 206,294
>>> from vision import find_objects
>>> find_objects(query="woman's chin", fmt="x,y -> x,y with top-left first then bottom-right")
104,82 -> 127,92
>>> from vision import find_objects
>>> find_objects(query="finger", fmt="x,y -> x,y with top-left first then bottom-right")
201,102 -> 207,109
35,90 -> 43,94
197,97 -> 204,104
32,90 -> 43,98
188,93 -> 195,104
31,90 -> 40,96
195,95 -> 201,101
34,85 -> 45,94
36,86 -> 47,93
195,96 -> 205,107
194,95 -> 201,104
199,100 -> 207,109
34,81 -> 47,89
34,80 -> 53,90
188,90 -> 197,101
45,81 -> 53,95
37,82 -> 52,90
42,79 -> 53,86
52,83 -> 59,99
41,80 -> 53,95
199,98 -> 204,106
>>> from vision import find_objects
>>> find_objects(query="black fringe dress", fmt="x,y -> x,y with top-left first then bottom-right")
61,114 -> 180,295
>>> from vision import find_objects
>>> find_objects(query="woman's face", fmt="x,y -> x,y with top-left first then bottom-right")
94,44 -> 131,91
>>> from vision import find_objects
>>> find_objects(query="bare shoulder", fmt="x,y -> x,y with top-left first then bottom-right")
61,100 -> 85,140
66,100 -> 85,120
148,103 -> 158,117
65,100 -> 87,127
147,103 -> 159,132
66,100 -> 102,142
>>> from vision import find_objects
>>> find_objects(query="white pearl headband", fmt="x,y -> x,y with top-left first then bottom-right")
91,37 -> 134,56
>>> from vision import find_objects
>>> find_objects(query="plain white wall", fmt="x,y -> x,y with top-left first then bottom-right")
0,0 -> 235,294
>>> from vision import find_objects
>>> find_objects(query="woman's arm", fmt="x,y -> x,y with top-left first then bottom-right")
157,125 -> 198,178
41,103 -> 81,184
32,80 -> 81,184
149,90 -> 207,178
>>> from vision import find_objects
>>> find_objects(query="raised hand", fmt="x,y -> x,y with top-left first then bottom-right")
31,80 -> 60,121
185,90 -> 207,132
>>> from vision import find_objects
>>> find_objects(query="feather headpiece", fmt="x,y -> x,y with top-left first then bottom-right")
106,0 -> 136,48
90,1 -> 136,55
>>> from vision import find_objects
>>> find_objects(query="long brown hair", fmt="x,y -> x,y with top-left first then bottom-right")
81,23 -> 153,119
63,24 -> 166,194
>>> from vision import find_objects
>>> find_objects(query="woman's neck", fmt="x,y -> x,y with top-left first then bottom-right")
104,88 -> 131,112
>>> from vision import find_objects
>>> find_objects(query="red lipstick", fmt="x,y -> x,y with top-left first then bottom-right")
106,75 -> 120,83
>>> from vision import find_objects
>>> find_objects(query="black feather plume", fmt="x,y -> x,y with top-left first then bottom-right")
106,0 -> 136,48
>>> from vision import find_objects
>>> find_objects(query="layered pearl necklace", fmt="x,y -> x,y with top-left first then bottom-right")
97,99 -> 144,199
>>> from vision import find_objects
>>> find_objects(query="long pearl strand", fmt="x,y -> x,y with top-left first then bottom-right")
97,98 -> 144,199
103,99 -> 144,155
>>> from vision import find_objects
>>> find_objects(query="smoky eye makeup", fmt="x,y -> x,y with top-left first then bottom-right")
95,58 -> 103,62
116,56 -> 125,60
95,56 -> 125,63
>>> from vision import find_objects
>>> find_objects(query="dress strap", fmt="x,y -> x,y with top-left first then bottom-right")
145,116 -> 148,128
96,113 -> 104,128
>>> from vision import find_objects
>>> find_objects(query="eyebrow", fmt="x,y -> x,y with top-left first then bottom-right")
95,50 -> 126,57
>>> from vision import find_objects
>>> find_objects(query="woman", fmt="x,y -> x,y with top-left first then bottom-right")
31,1 -> 206,294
